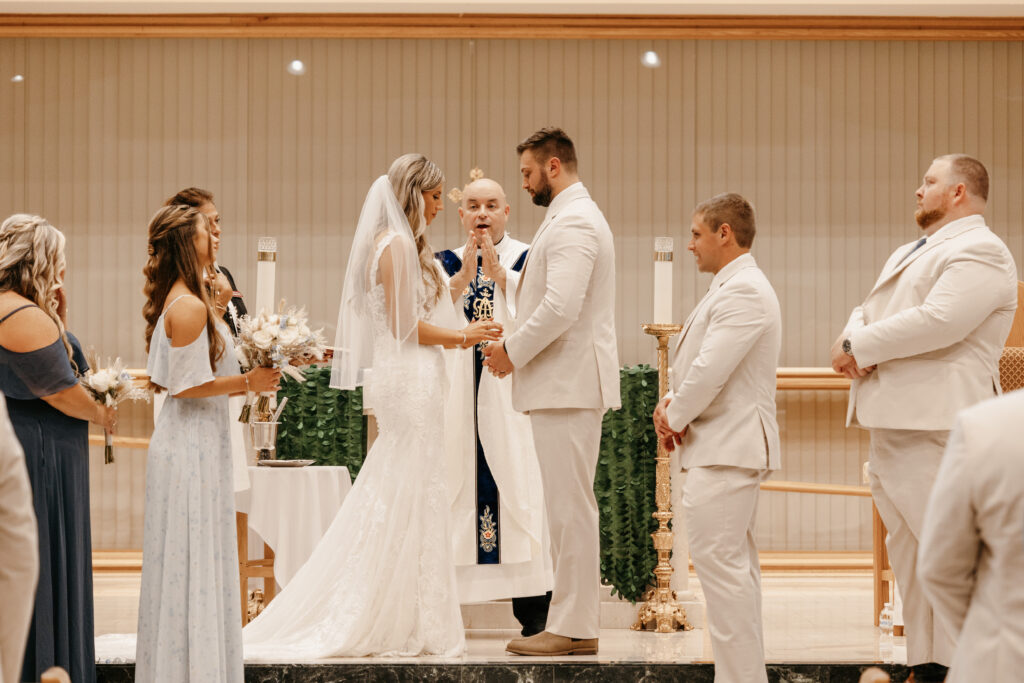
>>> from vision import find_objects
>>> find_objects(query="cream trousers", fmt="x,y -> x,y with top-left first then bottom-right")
0,404 -> 38,683
683,465 -> 768,683
528,408 -> 604,639
869,427 -> 956,667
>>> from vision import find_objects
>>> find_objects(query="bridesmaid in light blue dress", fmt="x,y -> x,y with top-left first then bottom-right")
136,204 -> 281,682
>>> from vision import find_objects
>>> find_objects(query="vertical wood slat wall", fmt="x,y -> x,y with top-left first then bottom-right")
2,38 -> 1022,551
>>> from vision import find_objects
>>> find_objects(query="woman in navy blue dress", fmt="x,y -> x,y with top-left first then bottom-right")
0,214 -> 116,683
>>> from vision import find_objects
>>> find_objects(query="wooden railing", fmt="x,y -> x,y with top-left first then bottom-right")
760,480 -> 869,497
99,366 -> 852,451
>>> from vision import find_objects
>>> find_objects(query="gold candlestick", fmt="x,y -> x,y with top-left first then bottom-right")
632,322 -> 692,633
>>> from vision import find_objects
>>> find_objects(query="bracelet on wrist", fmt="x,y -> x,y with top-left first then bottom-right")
460,331 -> 467,347
243,372 -> 251,393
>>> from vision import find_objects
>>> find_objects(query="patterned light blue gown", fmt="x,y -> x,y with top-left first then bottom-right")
135,295 -> 242,682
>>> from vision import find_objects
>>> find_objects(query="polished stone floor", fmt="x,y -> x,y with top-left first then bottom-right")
95,570 -> 906,675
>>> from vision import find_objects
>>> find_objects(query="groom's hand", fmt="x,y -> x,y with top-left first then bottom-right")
482,341 -> 514,379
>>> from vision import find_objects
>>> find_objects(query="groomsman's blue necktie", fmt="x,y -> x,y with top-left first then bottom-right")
898,237 -> 927,266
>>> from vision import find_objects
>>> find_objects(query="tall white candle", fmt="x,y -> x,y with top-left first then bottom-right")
255,237 -> 277,314
653,236 -> 673,324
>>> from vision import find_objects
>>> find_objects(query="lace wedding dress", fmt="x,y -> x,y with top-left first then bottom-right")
243,231 -> 465,659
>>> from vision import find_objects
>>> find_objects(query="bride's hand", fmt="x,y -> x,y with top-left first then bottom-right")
461,319 -> 502,347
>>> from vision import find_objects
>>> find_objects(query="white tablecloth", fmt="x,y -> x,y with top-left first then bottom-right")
236,465 -> 352,587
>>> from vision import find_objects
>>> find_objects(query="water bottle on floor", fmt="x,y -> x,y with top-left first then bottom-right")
879,602 -> 894,635
878,601 -> 895,660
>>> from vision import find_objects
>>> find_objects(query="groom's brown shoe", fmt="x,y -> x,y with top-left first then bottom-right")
505,630 -> 598,656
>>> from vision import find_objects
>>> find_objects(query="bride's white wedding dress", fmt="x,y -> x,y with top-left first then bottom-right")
243,231 -> 465,659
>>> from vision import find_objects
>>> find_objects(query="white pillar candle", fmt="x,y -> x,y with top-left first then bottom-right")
653,236 -> 673,324
255,237 -> 277,314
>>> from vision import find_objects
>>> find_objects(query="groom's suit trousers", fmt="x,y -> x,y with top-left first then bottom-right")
528,407 -> 604,640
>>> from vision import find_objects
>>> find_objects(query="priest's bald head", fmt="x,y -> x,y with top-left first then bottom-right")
459,178 -> 511,244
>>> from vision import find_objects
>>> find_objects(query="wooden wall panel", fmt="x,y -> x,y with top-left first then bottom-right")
1,37 -> 1021,551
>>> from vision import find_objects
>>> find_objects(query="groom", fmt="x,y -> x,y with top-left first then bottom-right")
484,127 -> 620,656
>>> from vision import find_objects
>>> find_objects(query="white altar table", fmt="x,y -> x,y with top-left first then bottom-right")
235,465 -> 352,621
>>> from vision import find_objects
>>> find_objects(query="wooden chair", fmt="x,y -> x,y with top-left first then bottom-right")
872,281 -> 1024,627
237,511 -> 276,625
998,281 -> 1024,392
871,504 -> 895,627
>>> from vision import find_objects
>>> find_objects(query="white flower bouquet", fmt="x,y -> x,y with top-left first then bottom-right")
81,354 -> 151,464
233,301 -> 328,422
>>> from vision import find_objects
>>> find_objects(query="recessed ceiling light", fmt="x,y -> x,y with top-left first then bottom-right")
286,60 -> 306,76
11,74 -> 24,83
641,51 -> 661,69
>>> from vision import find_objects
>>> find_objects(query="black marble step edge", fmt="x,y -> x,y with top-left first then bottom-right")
98,662 -> 911,682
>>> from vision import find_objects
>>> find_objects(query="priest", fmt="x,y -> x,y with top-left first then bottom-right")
436,174 -> 553,636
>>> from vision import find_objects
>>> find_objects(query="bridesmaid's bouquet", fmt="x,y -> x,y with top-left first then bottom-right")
232,301 -> 327,422
82,355 -> 151,464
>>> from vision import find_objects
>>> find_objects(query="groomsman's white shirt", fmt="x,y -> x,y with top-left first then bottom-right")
440,236 -> 553,603
666,252 -> 781,471
843,213 -> 1018,431
506,182 -> 620,413
918,390 -> 1024,683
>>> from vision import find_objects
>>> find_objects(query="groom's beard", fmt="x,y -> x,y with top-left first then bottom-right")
531,174 -> 554,207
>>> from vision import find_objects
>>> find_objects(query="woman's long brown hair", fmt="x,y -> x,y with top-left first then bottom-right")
143,205 -> 224,385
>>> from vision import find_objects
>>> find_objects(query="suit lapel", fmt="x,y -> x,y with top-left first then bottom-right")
869,219 -> 984,295
675,289 -> 713,353
518,215 -> 554,281
516,185 -> 591,309
673,259 -> 757,355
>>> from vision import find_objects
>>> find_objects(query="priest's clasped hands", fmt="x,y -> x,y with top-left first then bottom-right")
449,230 -> 508,295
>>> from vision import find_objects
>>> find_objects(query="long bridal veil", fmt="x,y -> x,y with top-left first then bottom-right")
330,175 -> 420,392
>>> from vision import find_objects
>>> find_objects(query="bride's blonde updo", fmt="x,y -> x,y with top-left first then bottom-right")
387,153 -> 445,306
0,213 -> 75,366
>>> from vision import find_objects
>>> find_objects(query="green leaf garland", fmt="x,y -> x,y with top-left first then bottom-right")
596,365 -> 659,603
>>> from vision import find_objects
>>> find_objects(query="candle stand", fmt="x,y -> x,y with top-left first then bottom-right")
631,322 -> 692,633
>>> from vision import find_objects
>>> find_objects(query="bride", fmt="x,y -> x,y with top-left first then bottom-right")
242,154 -> 502,659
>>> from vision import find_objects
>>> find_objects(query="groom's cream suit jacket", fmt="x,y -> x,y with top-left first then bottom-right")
506,182 -> 621,412
843,214 -> 1018,431
918,390 -> 1024,683
665,253 -> 782,471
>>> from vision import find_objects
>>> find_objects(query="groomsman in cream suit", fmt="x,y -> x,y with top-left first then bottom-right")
832,154 -> 1017,683
653,193 -> 780,683
918,389 -> 1024,683
0,393 -> 38,683
484,127 -> 620,656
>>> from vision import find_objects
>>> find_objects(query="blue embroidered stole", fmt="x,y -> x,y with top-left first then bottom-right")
435,246 -> 528,564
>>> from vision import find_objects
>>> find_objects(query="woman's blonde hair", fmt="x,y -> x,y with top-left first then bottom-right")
387,153 -> 445,306
0,214 -> 75,367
